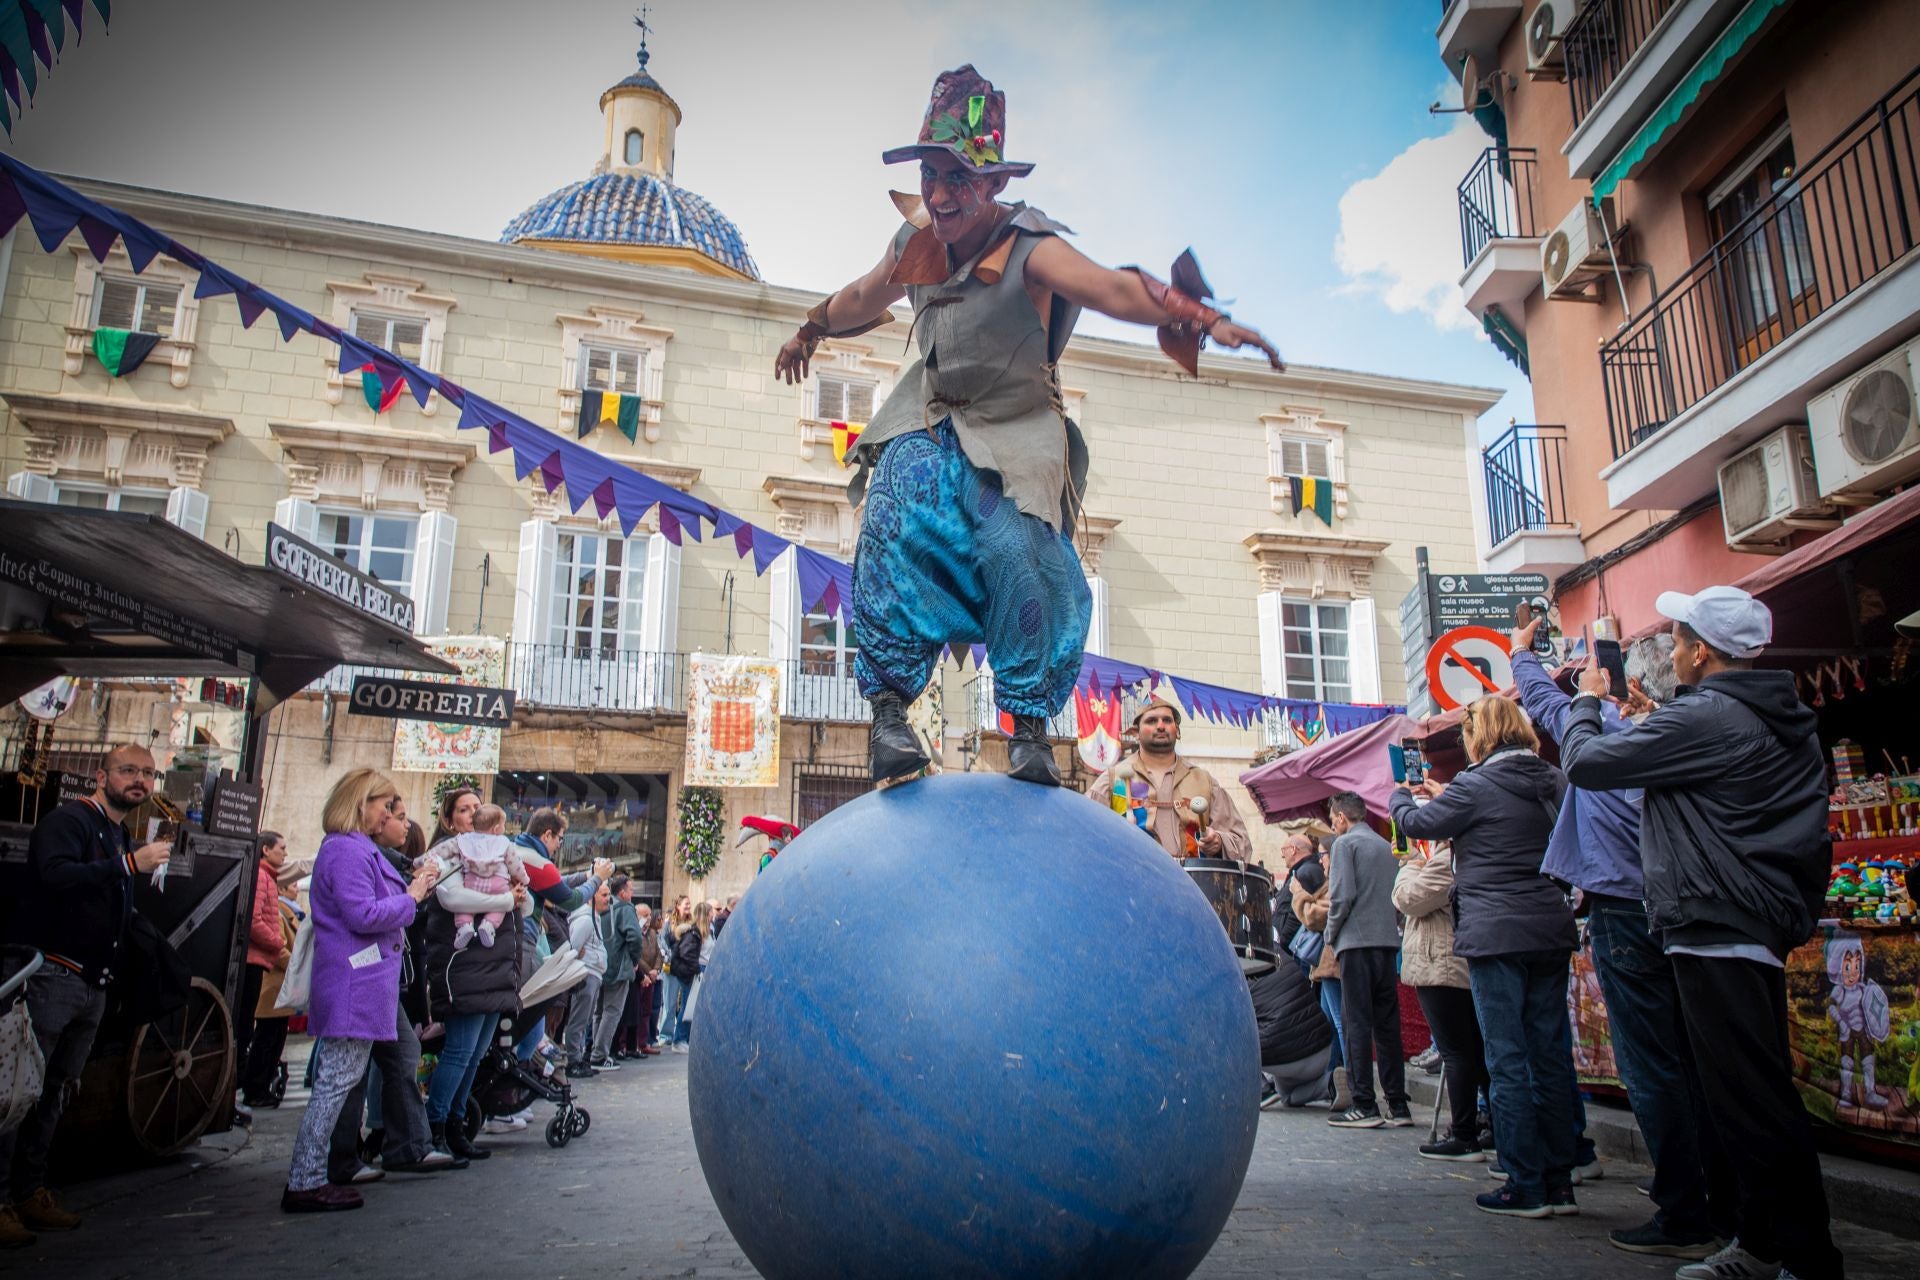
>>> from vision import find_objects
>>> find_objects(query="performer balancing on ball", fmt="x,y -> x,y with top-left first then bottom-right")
774,65 -> 1284,788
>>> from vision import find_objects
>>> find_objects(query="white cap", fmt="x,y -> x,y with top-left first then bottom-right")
1654,585 -> 1771,659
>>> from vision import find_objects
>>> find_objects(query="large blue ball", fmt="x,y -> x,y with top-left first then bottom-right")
689,774 -> 1260,1280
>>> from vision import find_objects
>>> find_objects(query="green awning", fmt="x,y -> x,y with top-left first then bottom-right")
1592,0 -> 1786,202
1483,307 -> 1529,378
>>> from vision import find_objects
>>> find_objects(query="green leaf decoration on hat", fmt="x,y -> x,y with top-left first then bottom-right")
930,113 -> 967,143
967,95 -> 985,129
927,110 -> 1000,167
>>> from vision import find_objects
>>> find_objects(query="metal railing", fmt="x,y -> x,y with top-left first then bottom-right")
1563,0 -> 1680,126
1458,147 -> 1541,267
1603,66 -> 1920,457
1483,424 -> 1572,546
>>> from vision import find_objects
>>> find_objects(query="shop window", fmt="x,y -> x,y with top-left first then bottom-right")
350,309 -> 426,364
317,509 -> 418,589
493,771 -> 668,900
93,275 -> 179,336
550,530 -> 646,656
581,343 -> 644,396
1281,597 -> 1352,703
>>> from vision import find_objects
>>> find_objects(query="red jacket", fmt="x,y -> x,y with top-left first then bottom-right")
246,860 -> 284,968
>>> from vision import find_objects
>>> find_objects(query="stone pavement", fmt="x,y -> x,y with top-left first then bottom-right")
15,1047 -> 1920,1279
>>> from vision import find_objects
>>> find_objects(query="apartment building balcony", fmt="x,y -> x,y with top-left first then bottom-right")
1601,66 -> 1920,509
1563,0 -> 1756,181
310,647 -> 875,724
1458,147 -> 1543,338
1481,424 -> 1586,576
1437,0 -> 1524,69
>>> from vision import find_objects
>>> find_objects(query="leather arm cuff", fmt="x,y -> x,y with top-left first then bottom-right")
799,292 -> 892,345
1124,267 -> 1226,376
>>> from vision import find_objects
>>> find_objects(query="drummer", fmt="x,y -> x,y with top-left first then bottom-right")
1085,697 -> 1252,860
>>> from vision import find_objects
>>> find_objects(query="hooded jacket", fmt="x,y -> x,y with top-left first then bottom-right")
1388,747 -> 1572,959
1560,669 -> 1827,960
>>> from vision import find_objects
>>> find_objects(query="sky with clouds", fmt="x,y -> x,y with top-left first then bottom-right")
5,0 -> 1530,434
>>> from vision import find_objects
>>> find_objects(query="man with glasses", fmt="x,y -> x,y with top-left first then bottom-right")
1,745 -> 172,1248
775,65 -> 1282,787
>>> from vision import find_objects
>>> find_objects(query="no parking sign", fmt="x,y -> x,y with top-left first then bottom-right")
1424,626 -> 1514,712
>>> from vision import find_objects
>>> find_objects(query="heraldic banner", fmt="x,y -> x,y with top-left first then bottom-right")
686,653 -> 781,788
392,636 -> 507,774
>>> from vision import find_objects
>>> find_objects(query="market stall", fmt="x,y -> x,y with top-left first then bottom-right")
0,500 -> 456,1166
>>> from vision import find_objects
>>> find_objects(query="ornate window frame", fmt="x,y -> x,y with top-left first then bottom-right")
63,247 -> 203,389
556,305 -> 673,443
6,391 -> 233,491
322,273 -> 457,416
269,420 -> 474,513
762,473 -> 859,558
1261,406 -> 1350,521
797,340 -> 899,461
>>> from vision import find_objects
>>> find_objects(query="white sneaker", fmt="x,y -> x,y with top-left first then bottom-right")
482,1117 -> 519,1135
348,1164 -> 385,1184
1674,1242 -> 1782,1280
671,1042 -> 690,1054
509,1105 -> 534,1123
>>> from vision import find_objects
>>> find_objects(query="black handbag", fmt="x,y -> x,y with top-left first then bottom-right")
114,911 -> 191,1024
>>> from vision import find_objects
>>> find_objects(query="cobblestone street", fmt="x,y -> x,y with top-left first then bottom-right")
13,1049 -> 1920,1279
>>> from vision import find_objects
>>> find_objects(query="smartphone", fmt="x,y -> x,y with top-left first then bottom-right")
1388,744 -> 1408,783
1594,638 -> 1629,700
1402,741 -> 1428,788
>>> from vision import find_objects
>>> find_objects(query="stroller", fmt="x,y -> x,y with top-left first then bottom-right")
459,946 -> 594,1149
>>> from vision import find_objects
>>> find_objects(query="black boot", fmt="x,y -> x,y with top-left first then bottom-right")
1006,715 -> 1060,787
868,689 -> 931,782
439,1119 -> 490,1161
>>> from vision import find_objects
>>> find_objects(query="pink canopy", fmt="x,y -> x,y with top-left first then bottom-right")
1237,713 -> 1418,826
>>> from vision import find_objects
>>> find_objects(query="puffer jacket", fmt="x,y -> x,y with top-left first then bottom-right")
1561,669 -> 1829,959
421,871 -> 531,1020
246,860 -> 284,968
1391,843 -> 1469,989
1388,746 -> 1573,959
1288,859 -> 1339,981
1248,953 -> 1333,1067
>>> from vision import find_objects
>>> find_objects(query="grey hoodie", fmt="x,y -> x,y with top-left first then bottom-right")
1560,669 -> 1827,959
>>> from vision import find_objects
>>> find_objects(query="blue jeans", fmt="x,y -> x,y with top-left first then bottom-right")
659,973 -> 683,1043
1317,976 -> 1344,1073
426,1012 -> 493,1125
1469,950 -> 1577,1200
672,977 -> 696,1045
1588,897 -> 1728,1237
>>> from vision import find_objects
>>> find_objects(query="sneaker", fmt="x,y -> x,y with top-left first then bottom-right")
0,1205 -> 36,1249
1486,1158 -> 1509,1179
596,1058 -> 621,1072
1258,1075 -> 1283,1111
1674,1242 -> 1782,1280
1328,1106 -> 1385,1129
1385,1105 -> 1414,1128
347,1164 -> 385,1185
1409,1046 -> 1442,1074
1608,1219 -> 1718,1260
15,1189 -> 79,1232
483,1117 -> 522,1135
1573,1152 -> 1603,1183
1637,1175 -> 1654,1197
1418,1135 -> 1486,1162
1546,1186 -> 1579,1216
671,1042 -> 690,1054
569,1065 -> 598,1079
1475,1183 -> 1550,1219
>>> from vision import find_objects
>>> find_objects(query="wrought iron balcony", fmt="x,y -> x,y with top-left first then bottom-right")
1603,67 -> 1920,458
1564,0 -> 1680,126
1483,424 -> 1571,546
1458,147 -> 1541,268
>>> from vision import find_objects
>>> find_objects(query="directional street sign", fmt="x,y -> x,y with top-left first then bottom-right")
1428,572 -> 1549,630
1424,625 -> 1516,712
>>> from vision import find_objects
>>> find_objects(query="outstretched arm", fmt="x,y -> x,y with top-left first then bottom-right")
775,241 -> 908,385
1024,237 -> 1282,371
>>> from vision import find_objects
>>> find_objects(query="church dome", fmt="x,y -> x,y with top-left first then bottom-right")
500,172 -> 760,280
500,34 -> 760,282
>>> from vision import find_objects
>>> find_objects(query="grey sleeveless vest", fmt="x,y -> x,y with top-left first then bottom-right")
850,204 -> 1089,534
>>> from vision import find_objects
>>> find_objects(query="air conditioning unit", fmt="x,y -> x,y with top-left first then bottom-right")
1717,425 -> 1829,548
1808,338 -> 1920,500
1541,199 -> 1613,298
1526,0 -> 1573,77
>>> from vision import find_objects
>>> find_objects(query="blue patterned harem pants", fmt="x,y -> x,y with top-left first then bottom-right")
852,421 -> 1091,718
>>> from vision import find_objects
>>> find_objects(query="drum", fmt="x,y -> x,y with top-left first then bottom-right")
1182,858 -> 1279,975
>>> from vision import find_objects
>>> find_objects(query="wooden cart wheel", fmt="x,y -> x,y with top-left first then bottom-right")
124,977 -> 234,1157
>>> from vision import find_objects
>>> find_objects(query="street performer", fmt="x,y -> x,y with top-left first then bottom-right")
1085,697 -> 1253,861
774,65 -> 1283,787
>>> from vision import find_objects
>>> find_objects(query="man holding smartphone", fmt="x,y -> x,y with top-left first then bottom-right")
1509,612 -> 1726,1260
1,745 -> 174,1248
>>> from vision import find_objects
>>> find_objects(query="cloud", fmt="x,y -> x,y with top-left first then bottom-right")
1332,117 -> 1488,334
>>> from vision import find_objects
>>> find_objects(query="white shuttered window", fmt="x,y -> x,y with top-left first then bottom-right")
94,276 -> 178,335
815,374 -> 876,423
581,344 -> 643,395
350,310 -> 425,363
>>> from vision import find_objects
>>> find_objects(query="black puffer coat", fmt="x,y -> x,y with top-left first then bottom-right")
1389,746 -> 1573,959
1248,958 -> 1332,1067
421,896 -> 526,1020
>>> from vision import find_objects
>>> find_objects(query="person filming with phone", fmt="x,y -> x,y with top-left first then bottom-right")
1508,609 -> 1731,1259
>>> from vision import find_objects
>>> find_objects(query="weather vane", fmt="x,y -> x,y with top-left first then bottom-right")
634,6 -> 652,66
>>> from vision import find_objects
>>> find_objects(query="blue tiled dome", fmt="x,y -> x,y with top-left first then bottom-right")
500,171 -> 760,280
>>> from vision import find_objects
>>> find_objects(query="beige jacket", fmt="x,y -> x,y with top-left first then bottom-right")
1289,871 -> 1340,981
1085,753 -> 1253,861
1391,844 -> 1469,990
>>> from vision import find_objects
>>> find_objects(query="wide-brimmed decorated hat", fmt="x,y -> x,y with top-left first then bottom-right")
881,64 -> 1034,178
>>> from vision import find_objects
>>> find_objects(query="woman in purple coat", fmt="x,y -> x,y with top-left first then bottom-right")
282,769 -> 440,1213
